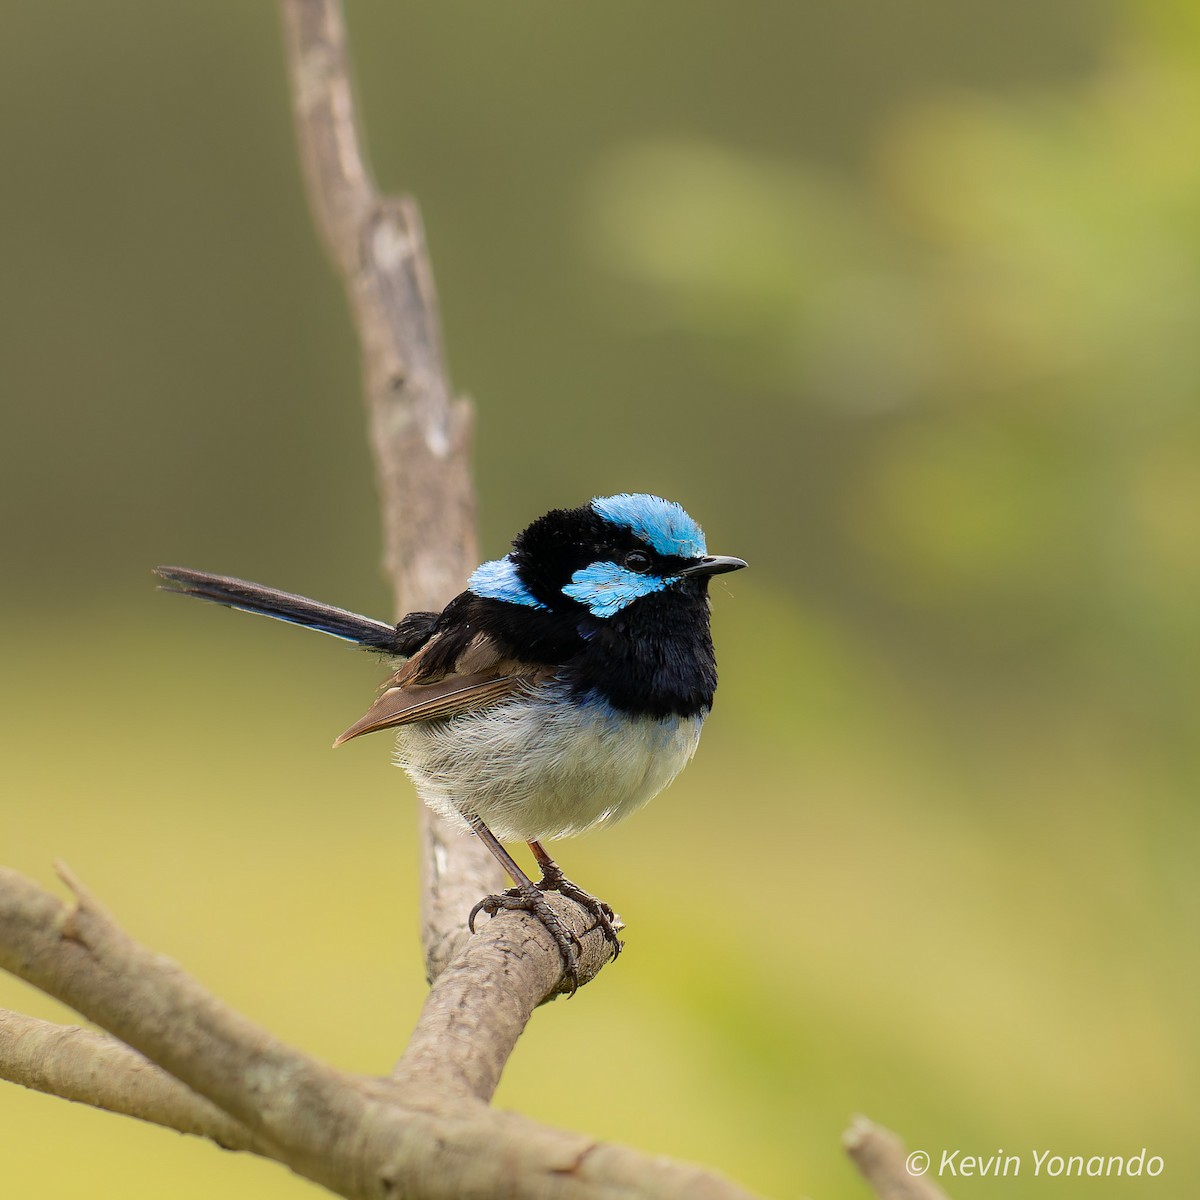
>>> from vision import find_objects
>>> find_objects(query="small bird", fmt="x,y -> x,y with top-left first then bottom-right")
156,493 -> 745,987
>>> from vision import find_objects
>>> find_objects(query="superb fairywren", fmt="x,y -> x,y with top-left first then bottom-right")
156,493 -> 745,987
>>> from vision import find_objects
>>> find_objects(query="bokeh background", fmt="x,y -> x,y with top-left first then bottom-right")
3,2 -> 1197,1197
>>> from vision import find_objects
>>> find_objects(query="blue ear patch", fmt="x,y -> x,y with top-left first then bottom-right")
468,556 -> 548,609
592,493 -> 707,559
562,561 -> 670,618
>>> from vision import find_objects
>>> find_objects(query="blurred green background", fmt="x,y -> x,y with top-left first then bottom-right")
2,2 -> 1197,1197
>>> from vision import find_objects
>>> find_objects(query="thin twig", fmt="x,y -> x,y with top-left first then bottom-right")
844,1116 -> 954,1200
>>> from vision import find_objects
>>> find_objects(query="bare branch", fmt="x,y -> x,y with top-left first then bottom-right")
0,7 -> 949,1196
278,0 -> 475,618
0,867 -> 764,1200
2,7 -> 691,1191
844,1116 -> 954,1200
277,0 -> 502,982
393,892 -> 617,1102
0,866 -> 365,1191
279,0 -> 628,1092
0,1009 -> 270,1155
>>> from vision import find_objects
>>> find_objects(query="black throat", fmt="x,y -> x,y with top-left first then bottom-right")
464,579 -> 719,721
563,586 -> 717,719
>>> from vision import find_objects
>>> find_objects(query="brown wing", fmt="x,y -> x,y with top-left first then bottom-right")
332,629 -> 542,746
332,672 -> 534,745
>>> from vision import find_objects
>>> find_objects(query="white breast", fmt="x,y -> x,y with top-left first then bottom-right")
392,684 -> 704,843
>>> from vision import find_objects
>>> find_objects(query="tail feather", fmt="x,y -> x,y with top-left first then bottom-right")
154,566 -> 408,653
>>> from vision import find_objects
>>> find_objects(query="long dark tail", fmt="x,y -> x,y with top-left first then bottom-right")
153,566 -> 432,654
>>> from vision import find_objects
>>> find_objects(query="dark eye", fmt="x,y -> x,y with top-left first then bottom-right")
623,550 -> 652,573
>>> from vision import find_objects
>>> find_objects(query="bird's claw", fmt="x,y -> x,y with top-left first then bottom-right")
537,870 -> 624,960
469,883 -> 585,993
467,877 -> 624,995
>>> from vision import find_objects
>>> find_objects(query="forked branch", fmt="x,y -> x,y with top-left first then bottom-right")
0,3 -> 946,1198
0,866 -> 757,1199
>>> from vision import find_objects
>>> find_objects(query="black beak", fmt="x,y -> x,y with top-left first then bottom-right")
676,555 -> 748,578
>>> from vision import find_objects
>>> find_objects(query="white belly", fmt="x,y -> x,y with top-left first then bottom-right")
392,685 -> 704,843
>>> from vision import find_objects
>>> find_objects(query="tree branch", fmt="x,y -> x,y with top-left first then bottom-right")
279,0 -> 474,620
0,1008 -> 270,1155
278,0 -> 626,1113
0,4 -> 950,1196
0,865 -> 364,1191
278,0 -> 501,987
0,866 -> 762,1200
844,1116 -> 954,1200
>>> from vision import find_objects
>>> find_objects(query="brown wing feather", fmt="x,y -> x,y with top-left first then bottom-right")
333,671 -> 535,746
334,628 -> 548,746
387,629 -> 513,687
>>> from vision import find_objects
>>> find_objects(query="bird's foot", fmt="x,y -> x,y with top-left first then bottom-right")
535,863 -> 624,961
469,883 -> 585,993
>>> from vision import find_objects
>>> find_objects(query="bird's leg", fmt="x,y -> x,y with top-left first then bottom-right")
465,815 -> 585,992
527,839 -> 623,959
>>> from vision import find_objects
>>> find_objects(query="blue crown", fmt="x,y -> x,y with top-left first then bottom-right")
591,493 -> 707,559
